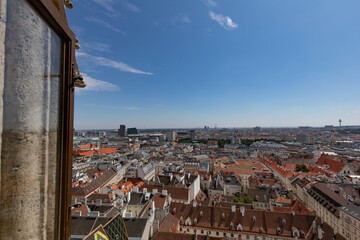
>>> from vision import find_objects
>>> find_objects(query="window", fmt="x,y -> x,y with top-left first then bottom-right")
216,232 -> 219,236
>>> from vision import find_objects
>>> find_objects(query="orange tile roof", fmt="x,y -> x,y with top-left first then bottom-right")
316,154 -> 345,173
275,197 -> 292,204
96,147 -> 117,155
79,144 -> 97,149
78,150 -> 96,157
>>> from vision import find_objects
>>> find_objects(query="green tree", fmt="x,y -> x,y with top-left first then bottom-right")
295,164 -> 310,172
242,196 -> 253,204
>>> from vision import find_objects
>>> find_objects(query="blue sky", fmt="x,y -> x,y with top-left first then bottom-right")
67,0 -> 360,129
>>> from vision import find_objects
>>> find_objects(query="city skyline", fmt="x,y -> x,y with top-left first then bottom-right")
67,0 -> 360,129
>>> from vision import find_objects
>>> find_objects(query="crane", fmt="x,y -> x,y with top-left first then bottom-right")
173,137 -> 190,151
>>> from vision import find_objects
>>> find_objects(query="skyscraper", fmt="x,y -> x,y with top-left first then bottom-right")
127,127 -> 139,135
118,124 -> 126,137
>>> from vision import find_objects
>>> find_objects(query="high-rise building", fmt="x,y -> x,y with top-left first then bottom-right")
166,131 -> 177,141
296,133 -> 310,143
253,126 -> 261,133
118,124 -> 126,137
190,130 -> 196,140
127,127 -> 139,135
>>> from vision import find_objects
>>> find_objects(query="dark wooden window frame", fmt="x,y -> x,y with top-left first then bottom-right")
26,0 -> 75,239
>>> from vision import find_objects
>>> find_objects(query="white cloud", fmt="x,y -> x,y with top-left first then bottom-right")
123,107 -> 139,110
202,0 -> 217,7
77,73 -> 120,92
181,16 -> 191,24
83,41 -> 111,53
92,0 -> 140,14
121,0 -> 141,13
85,17 -> 127,35
77,52 -> 153,75
209,11 -> 238,30
93,0 -> 115,12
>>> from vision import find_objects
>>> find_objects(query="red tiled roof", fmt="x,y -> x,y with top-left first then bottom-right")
71,203 -> 89,216
78,150 -> 96,157
96,147 -> 117,155
275,197 -> 292,204
140,184 -> 188,201
79,144 -> 97,150
316,154 -> 345,173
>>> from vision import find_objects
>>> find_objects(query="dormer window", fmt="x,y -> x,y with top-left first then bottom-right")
237,224 -> 242,231
185,217 -> 191,226
276,227 -> 281,234
194,218 -> 197,225
173,208 -> 176,213
293,229 -> 299,237
222,213 -> 225,219
230,222 -> 234,229
252,216 -> 256,222
282,218 -> 286,225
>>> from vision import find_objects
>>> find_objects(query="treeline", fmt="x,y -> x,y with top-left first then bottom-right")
241,138 -> 284,146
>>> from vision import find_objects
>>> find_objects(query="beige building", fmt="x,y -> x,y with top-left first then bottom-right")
338,204 -> 360,240
305,182 -> 349,238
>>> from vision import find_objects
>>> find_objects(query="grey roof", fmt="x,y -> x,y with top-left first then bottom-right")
128,192 -> 153,205
123,218 -> 147,237
142,162 -> 155,175
339,203 -> 360,221
71,216 -> 112,236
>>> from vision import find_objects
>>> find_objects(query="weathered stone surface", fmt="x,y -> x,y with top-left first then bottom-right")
0,0 -> 61,239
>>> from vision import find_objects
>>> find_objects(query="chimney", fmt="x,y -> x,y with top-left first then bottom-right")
170,174 -> 173,182
291,210 -> 295,216
152,200 -> 155,211
334,228 -> 338,235
185,201 -> 188,205
145,193 -> 151,201
127,193 -> 131,203
143,188 -> 147,194
317,225 -> 323,239
90,211 -> 100,217
74,210 -> 82,216
240,206 -> 245,217
152,189 -> 158,194
125,212 -> 132,218
231,205 -> 236,213
312,221 -> 316,234
162,190 -> 168,196
193,201 -> 197,208
133,187 -> 139,192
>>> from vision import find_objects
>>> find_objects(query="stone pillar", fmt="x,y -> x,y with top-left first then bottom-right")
0,0 -> 61,239
0,0 -> 7,195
